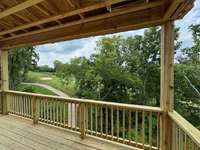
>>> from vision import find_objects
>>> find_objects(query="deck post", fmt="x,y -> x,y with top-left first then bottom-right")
80,103 -> 86,139
160,21 -> 174,150
0,50 -> 9,115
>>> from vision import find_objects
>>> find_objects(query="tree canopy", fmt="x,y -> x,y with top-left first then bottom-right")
8,47 -> 39,89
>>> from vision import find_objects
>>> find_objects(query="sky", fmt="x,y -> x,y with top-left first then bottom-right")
36,1 -> 200,67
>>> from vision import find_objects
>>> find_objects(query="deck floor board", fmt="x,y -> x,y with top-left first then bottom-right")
0,115 -> 138,150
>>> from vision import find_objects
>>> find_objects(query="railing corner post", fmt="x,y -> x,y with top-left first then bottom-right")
33,96 -> 39,124
80,103 -> 86,139
2,91 -> 8,115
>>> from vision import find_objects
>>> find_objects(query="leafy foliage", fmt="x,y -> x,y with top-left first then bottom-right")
8,47 -> 39,89
54,27 -> 181,106
54,26 -> 200,128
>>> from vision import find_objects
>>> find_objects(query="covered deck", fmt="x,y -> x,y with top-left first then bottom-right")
0,0 -> 199,150
0,114 -> 136,150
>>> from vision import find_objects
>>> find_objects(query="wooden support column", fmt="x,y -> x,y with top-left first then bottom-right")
160,21 -> 174,150
0,50 -> 9,115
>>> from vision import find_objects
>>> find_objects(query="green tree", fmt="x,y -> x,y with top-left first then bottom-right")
9,47 -> 39,89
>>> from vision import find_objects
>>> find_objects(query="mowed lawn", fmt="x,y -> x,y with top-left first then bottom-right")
25,71 -> 77,96
17,84 -> 56,95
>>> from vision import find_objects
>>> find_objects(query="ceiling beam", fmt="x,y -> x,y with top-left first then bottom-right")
0,0 -> 164,42
0,15 -> 164,50
0,0 -> 163,37
66,0 -> 84,19
163,0 -> 184,19
0,0 -> 44,20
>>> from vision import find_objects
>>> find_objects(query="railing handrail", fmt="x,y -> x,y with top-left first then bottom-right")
3,90 -> 162,112
169,111 -> 200,147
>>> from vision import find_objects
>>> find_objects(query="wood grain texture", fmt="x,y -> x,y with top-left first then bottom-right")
0,0 -> 194,49
0,114 -> 140,150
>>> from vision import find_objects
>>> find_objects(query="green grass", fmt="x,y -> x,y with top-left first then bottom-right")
16,84 -> 56,95
25,71 -> 77,96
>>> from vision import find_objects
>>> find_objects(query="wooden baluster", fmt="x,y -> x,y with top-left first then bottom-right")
21,95 -> 23,115
91,104 -> 93,134
28,96 -> 30,116
16,95 -> 19,114
17,95 -> 19,114
128,110 -> 131,143
71,102 -> 73,128
19,95 -> 21,115
172,122 -> 176,150
74,103 -> 77,130
111,107 -> 113,140
47,100 -> 49,122
9,94 -> 11,113
85,104 -> 88,132
60,101 -> 62,125
33,96 -> 39,124
135,111 -> 138,147
50,101 -> 52,124
80,103 -> 86,139
18,95 -> 20,114
24,97 -> 27,116
100,106 -> 103,136
13,94 -> 16,113
63,102 -> 66,127
53,101 -> 56,125
122,109 -> 125,143
18,95 -> 20,115
142,111 -> 145,149
149,112 -> 152,149
181,129 -> 183,150
42,99 -> 45,121
117,107 -> 119,141
157,113 -> 160,149
95,105 -> 98,135
176,125 -> 178,150
184,133 -> 187,150
41,99 -> 43,120
56,100 -> 59,126
106,107 -> 108,138
21,96 -> 23,116
179,128 -> 181,150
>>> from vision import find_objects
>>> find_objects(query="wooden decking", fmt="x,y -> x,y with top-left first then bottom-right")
0,114 -> 138,150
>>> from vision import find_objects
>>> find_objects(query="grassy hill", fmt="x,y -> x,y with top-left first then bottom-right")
17,84 -> 56,95
24,71 -> 77,96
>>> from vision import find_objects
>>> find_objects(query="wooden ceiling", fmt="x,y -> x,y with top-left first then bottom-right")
0,0 -> 195,49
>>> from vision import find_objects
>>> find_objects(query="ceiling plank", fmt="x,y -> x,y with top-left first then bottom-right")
66,0 -> 84,19
0,1 -> 164,41
0,16 -> 164,50
0,0 -> 44,20
163,0 -> 184,19
0,0 -> 163,36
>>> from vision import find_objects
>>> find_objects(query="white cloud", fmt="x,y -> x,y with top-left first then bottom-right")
36,37 -> 98,67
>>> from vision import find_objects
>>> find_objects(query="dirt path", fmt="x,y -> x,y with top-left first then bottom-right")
22,82 -> 76,128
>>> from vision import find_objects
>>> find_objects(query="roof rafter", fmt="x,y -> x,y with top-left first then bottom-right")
0,0 -> 128,36
66,0 -> 84,19
164,0 -> 184,19
0,1 -> 164,41
0,0 -> 44,19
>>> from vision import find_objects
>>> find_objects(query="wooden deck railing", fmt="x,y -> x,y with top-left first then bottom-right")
1,90 -> 200,150
3,90 -> 161,150
169,111 -> 200,150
